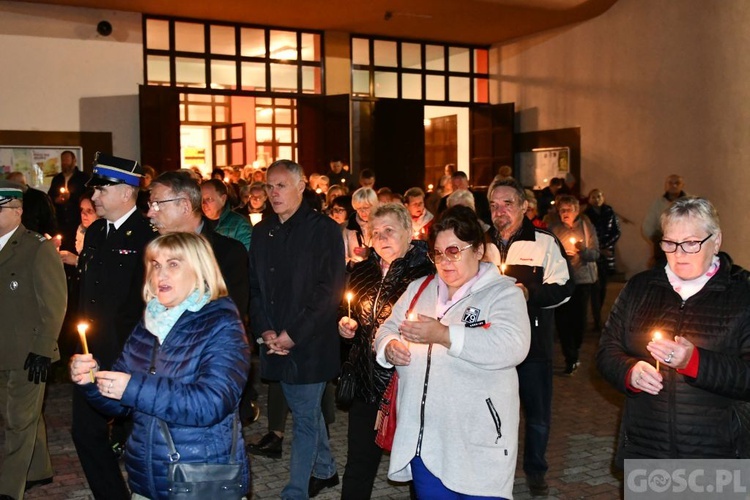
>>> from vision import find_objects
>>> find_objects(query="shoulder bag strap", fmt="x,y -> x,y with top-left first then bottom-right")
407,274 -> 434,316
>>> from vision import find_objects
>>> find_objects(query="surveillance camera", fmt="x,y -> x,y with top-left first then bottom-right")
97,20 -> 112,37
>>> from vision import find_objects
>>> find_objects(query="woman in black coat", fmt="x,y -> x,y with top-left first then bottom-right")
597,197 -> 750,464
338,203 -> 433,499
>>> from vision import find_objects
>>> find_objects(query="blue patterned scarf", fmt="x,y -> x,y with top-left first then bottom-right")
144,289 -> 209,344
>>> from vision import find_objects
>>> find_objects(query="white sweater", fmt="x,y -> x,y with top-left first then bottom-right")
375,263 -> 531,498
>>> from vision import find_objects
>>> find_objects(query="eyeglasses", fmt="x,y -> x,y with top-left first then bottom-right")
148,198 -> 185,212
331,207 -> 347,214
660,234 -> 713,254
428,243 -> 473,264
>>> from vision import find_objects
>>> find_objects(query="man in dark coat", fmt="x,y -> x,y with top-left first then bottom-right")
6,172 -> 57,237
48,150 -> 90,247
72,153 -> 157,500
0,181 -> 67,500
249,160 -> 346,499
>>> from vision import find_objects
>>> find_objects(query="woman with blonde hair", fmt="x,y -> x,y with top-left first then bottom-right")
70,232 -> 251,499
345,187 -> 379,264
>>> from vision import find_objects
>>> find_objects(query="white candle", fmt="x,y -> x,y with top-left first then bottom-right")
77,323 -> 95,382
652,330 -> 662,371
346,292 -> 353,318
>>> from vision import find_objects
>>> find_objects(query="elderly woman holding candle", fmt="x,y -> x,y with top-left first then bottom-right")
337,203 -> 433,498
597,197 -> 750,462
373,205 -> 530,499
70,232 -> 250,499
345,187 -> 379,265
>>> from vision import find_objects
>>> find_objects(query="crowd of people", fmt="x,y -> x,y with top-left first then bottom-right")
1,153 -> 749,500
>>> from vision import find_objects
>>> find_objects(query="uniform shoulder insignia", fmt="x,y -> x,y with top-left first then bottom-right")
33,232 -> 47,242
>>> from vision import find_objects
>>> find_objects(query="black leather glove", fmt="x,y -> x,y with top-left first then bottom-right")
24,352 -> 52,384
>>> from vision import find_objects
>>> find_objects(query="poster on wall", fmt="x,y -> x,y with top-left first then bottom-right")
0,146 -> 83,190
517,147 -> 570,190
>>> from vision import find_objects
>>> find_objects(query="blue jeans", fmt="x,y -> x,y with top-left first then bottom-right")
411,456 -> 507,499
517,359 -> 553,475
280,382 -> 336,499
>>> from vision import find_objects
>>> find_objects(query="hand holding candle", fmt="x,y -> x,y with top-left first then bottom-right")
77,323 -> 95,382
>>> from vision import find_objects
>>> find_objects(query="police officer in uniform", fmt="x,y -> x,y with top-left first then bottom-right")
72,154 -> 157,500
0,180 -> 67,500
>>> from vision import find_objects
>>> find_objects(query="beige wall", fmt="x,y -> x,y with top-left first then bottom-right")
0,1 -> 142,158
495,0 -> 750,276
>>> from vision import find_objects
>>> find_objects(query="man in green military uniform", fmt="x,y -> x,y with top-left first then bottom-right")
0,180 -> 67,500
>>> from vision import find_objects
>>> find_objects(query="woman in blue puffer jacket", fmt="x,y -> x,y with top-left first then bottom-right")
70,232 -> 251,499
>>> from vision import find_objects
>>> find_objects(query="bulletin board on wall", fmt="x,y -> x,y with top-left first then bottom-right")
0,146 -> 83,190
0,130 -> 112,188
517,147 -> 570,190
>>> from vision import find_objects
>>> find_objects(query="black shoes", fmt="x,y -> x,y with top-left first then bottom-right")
246,431 -> 283,459
25,477 -> 53,491
564,361 -> 580,375
308,473 -> 339,498
527,472 -> 549,496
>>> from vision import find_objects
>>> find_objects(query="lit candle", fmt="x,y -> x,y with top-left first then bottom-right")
60,187 -> 67,194
315,188 -> 322,194
77,323 -> 95,382
249,213 -> 262,226
568,237 -> 577,245
652,330 -> 662,371
223,176 -> 230,183
346,292 -> 353,318
408,312 -> 416,321
500,264 -> 506,275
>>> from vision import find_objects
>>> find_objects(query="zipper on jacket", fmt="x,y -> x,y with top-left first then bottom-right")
415,343 -> 434,456
669,299 -> 687,456
486,398 -> 502,443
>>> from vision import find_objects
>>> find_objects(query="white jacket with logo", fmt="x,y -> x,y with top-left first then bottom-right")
375,263 -> 530,498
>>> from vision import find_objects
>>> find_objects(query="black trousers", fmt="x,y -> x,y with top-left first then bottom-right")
71,390 -> 130,500
342,398 -> 383,499
517,359 -> 553,475
590,258 -> 609,329
556,284 -> 593,366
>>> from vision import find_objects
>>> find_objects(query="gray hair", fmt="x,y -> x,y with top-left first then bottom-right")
372,203 -> 412,232
446,189 -> 476,211
352,187 -> 378,208
268,159 -> 305,183
152,171 -> 203,213
661,196 -> 721,236
487,177 -> 525,204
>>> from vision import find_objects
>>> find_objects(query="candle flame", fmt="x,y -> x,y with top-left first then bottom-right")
501,264 -> 507,273
408,313 -> 416,321
652,330 -> 662,341
346,292 -> 353,302
568,237 -> 577,244
77,323 -> 89,336
60,187 -> 66,193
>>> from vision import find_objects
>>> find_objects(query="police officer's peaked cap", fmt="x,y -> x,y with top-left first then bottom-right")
86,152 -> 143,187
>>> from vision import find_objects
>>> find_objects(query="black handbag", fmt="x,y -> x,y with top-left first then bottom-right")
158,415 -> 246,499
335,361 -> 357,407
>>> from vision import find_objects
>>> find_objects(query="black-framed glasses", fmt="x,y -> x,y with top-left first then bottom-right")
660,234 -> 713,254
428,243 -> 473,264
148,198 -> 185,212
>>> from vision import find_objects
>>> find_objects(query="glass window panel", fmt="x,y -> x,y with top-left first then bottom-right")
241,62 -> 266,91
373,40 -> 397,67
276,128 -> 292,143
300,33 -> 320,61
302,66 -> 321,94
275,108 -> 292,125
278,146 -> 293,160
425,45 -> 444,71
147,55 -> 170,84
179,104 -> 186,121
256,107 -> 273,124
276,98 -> 292,106
352,38 -> 370,66
215,144 -> 227,166
214,95 -> 227,102
210,59 -> 237,90
426,75 -> 445,101
210,25 -> 235,55
449,47 -> 470,73
215,106 -> 227,122
256,127 -> 273,143
474,48 -> 489,74
271,63 -> 298,92
175,57 -> 206,87
449,76 -> 470,102
474,78 -> 489,103
270,30 -> 298,60
374,71 -> 397,98
401,73 -> 422,100
146,19 -> 169,50
241,28 -> 266,57
352,70 -> 370,95
188,105 -> 212,122
175,22 -> 205,53
402,43 -> 421,69
215,128 -> 226,141
256,97 -> 273,105
231,142 -> 244,163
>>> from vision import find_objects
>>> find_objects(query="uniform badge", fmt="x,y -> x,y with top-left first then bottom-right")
126,230 -> 132,236
9,280 -> 19,291
462,307 -> 481,324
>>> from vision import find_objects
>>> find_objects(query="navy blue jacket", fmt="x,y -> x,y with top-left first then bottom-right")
80,297 -> 251,500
